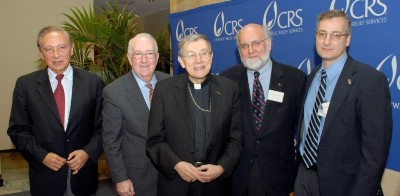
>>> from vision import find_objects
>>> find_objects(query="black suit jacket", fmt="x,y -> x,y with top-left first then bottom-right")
8,67 -> 104,196
146,74 -> 243,196
297,57 -> 392,196
220,61 -> 306,196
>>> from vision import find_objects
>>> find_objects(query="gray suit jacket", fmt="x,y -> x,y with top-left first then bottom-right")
102,71 -> 170,196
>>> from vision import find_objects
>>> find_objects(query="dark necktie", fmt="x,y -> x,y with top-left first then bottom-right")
303,69 -> 327,168
145,83 -> 154,103
252,71 -> 266,134
54,74 -> 65,126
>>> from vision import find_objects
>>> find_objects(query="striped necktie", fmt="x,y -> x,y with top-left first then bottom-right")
252,71 -> 266,134
303,69 -> 327,168
145,83 -> 154,103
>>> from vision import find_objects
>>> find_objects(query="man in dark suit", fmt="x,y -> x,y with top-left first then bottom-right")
7,26 -> 104,196
102,33 -> 170,196
220,23 -> 306,196
294,10 -> 392,196
146,34 -> 243,196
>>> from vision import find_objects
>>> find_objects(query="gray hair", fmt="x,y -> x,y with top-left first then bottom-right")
236,24 -> 272,46
37,26 -> 73,48
178,34 -> 212,56
127,33 -> 159,54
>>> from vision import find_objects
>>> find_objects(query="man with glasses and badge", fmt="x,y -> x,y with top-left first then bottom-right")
102,33 -> 170,196
220,23 -> 306,196
294,10 -> 392,196
146,34 -> 243,196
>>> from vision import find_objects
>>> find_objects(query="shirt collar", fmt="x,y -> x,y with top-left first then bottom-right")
48,64 -> 73,80
321,53 -> 347,82
132,70 -> 156,87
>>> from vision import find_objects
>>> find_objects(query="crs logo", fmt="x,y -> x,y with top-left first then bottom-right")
263,1 -> 303,29
330,0 -> 387,19
376,54 -> 400,91
298,58 -> 312,75
214,12 -> 243,37
175,20 -> 198,41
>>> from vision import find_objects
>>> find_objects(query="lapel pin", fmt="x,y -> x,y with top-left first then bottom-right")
348,79 -> 352,85
215,91 -> 221,95
278,83 -> 282,86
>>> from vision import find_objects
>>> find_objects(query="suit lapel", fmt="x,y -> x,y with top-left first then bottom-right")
209,75 -> 222,143
236,66 -> 258,133
35,69 -> 63,125
260,61 -> 284,135
320,59 -> 356,142
124,73 -> 150,122
297,65 -> 320,141
175,75 -> 195,140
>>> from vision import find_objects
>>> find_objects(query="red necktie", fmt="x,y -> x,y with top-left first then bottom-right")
145,83 -> 154,103
54,74 -> 65,126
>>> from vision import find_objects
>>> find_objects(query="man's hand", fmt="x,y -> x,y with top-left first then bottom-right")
174,161 -> 201,183
67,150 -> 89,174
196,164 -> 224,183
42,152 -> 66,171
116,180 -> 135,196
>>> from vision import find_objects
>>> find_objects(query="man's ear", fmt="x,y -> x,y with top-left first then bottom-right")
178,56 -> 186,69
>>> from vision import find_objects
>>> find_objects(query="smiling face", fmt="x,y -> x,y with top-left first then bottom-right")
39,31 -> 74,74
316,17 -> 351,68
127,35 -> 159,83
178,38 -> 212,84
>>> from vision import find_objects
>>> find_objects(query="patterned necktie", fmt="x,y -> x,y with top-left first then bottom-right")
303,69 -> 327,168
252,71 -> 266,134
54,74 -> 65,126
145,83 -> 154,103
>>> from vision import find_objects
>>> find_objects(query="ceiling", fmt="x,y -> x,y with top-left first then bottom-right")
94,0 -> 170,16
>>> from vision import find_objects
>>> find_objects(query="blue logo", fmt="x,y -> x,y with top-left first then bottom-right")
175,20 -> 198,41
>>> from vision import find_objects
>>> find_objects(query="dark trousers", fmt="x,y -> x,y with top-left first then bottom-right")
243,157 -> 266,196
294,161 -> 320,196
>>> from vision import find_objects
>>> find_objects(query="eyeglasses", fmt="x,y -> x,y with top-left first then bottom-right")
316,31 -> 349,41
129,52 -> 156,60
239,38 -> 268,50
181,50 -> 212,61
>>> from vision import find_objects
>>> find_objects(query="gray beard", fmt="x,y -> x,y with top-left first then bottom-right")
241,53 -> 270,71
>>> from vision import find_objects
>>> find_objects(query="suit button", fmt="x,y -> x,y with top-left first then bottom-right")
250,159 -> 254,163
256,140 -> 260,144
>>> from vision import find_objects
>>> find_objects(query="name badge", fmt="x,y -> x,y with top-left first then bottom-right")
317,102 -> 330,117
267,90 -> 284,103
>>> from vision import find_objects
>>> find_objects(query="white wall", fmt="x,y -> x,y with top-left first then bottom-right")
0,0 -> 93,150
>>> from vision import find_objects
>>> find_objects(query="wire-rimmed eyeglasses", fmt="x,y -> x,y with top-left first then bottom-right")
128,52 -> 157,60
239,38 -> 269,50
181,50 -> 212,61
316,31 -> 349,41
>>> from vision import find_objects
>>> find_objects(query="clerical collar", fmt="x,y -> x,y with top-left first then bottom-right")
187,74 -> 210,90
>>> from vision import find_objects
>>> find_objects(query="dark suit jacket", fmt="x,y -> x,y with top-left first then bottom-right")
102,71 -> 170,196
8,67 -> 104,196
146,74 -> 243,196
220,61 -> 306,196
297,57 -> 392,196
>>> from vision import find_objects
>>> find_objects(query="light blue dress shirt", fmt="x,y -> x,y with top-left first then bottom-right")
300,54 -> 347,156
247,58 -> 272,101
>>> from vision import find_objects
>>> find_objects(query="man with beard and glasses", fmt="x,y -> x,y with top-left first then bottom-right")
220,23 -> 306,196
